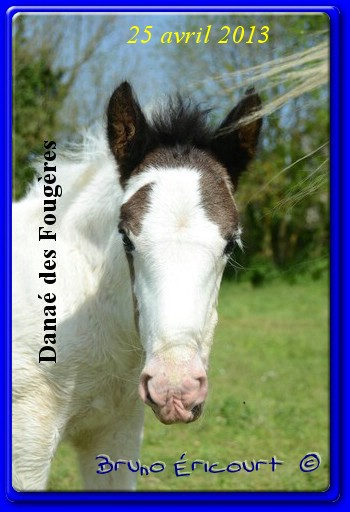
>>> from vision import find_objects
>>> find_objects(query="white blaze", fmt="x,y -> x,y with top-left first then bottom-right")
124,167 -> 228,368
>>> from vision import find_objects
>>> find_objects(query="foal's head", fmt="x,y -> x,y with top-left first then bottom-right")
107,81 -> 262,424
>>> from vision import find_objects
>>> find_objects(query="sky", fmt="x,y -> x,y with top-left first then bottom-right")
14,12 -> 329,137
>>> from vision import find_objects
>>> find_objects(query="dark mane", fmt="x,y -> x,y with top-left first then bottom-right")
150,95 -> 214,150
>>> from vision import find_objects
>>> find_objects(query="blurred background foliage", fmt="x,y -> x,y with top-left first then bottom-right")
12,13 -> 329,285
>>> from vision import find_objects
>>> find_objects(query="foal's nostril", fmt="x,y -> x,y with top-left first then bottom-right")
140,373 -> 160,407
139,373 -> 152,404
196,375 -> 208,399
197,376 -> 207,388
146,391 -> 157,407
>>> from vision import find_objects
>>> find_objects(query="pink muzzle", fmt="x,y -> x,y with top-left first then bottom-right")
139,355 -> 208,424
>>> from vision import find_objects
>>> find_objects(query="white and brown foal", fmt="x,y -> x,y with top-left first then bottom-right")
12,81 -> 261,491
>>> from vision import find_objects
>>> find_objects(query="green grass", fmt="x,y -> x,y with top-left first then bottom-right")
48,278 -> 329,491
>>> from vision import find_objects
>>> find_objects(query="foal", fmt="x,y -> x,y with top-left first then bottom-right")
12,81 -> 262,490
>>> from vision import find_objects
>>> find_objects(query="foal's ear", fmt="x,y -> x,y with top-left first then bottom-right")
211,88 -> 262,189
107,81 -> 152,187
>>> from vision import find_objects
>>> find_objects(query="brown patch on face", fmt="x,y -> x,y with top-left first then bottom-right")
125,252 -> 140,334
119,183 -> 153,236
198,160 -> 238,240
119,184 -> 154,333
132,146 -> 238,239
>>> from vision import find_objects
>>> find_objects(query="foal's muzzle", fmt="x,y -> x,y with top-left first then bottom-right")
139,357 -> 208,424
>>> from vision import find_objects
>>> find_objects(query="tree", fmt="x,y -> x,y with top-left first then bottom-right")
12,14 -> 117,199
13,17 -> 68,199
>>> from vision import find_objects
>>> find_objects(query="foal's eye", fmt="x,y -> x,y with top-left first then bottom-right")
119,229 -> 135,253
224,232 -> 243,256
224,238 -> 236,256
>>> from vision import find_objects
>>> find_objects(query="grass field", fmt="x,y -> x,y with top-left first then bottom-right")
48,277 -> 329,492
